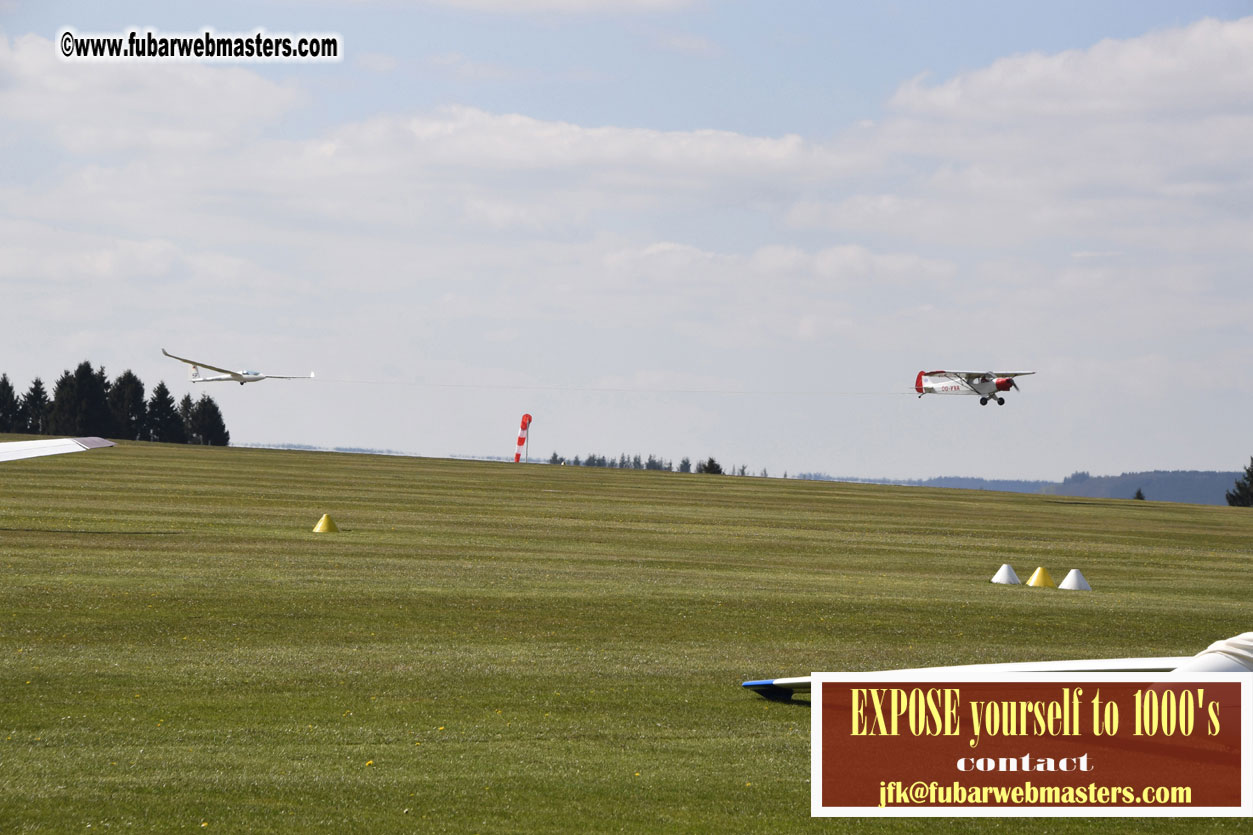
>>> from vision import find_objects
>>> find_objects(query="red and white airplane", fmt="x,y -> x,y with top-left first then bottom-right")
915,370 -> 1035,406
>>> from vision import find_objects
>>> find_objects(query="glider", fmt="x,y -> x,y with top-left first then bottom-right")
742,632 -> 1253,701
915,370 -> 1035,406
162,349 -> 315,385
0,437 -> 115,463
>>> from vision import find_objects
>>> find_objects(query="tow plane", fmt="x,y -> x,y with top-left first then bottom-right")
162,349 -> 315,386
915,370 -> 1035,406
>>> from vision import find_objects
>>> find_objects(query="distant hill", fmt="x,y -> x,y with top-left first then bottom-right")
803,470 -> 1242,506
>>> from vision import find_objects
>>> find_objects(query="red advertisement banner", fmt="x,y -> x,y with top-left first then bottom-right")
812,673 -> 1250,817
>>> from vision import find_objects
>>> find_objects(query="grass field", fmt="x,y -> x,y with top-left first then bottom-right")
2,437 -> 1251,832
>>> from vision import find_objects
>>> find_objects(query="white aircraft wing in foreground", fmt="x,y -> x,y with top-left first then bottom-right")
742,633 -> 1253,700
0,437 -> 115,463
915,370 -> 1035,406
162,349 -> 315,385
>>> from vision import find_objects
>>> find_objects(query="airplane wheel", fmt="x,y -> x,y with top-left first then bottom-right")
997,397 -> 1005,405
979,398 -> 988,406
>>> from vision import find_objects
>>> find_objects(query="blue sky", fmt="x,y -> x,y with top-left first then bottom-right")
3,1 -> 1253,479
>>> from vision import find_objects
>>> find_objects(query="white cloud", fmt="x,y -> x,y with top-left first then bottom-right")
787,17 -> 1253,257
0,34 -> 304,154
380,106 -> 835,177
890,18 -> 1253,120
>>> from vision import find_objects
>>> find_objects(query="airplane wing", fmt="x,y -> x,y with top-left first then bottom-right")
262,373 -> 315,380
161,349 -> 238,377
0,437 -> 116,463
932,370 -> 1035,380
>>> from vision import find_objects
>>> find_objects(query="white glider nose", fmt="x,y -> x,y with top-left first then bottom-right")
1173,633 -> 1253,673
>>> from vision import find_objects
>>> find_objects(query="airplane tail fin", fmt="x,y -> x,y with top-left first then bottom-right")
915,370 -> 925,394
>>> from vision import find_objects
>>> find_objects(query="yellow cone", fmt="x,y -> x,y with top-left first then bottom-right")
313,514 -> 339,533
1026,566 -> 1055,588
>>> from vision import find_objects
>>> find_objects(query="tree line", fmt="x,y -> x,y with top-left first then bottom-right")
0,361 -> 229,445
540,448 -> 1253,500
546,452 -> 773,477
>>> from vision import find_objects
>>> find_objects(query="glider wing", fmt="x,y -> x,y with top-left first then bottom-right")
0,437 -> 116,463
161,349 -> 238,377
742,656 -> 1190,700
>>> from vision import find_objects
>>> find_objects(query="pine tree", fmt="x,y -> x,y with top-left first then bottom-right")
47,369 -> 77,435
19,378 -> 50,434
1227,457 -> 1253,507
695,457 -> 723,475
146,382 -> 186,443
179,394 -> 196,443
83,363 -> 115,436
190,394 -> 230,446
1133,488 -> 1146,501
0,374 -> 18,432
108,370 -> 148,441
48,362 -> 114,436
678,457 -> 691,473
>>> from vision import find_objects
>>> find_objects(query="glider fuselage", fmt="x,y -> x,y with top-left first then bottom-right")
192,368 -> 265,384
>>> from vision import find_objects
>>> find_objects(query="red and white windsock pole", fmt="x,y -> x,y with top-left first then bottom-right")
514,413 -> 532,463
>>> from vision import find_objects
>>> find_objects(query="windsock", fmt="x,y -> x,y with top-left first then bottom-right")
514,413 -> 532,463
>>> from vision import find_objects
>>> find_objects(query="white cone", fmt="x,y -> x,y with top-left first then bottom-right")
1058,569 -> 1091,591
991,564 -> 1021,585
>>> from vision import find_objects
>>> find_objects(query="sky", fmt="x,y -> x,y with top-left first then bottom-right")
3,1 -> 1252,480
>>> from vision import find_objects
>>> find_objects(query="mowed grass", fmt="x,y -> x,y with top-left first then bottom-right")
1,438 -> 1251,833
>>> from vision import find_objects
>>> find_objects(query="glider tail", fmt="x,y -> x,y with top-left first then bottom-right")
915,370 -> 925,394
